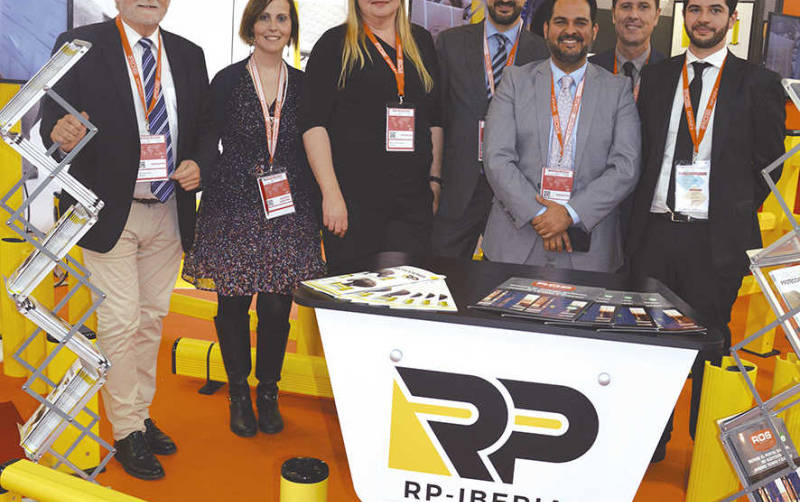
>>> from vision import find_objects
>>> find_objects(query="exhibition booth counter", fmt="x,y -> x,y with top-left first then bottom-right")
294,253 -> 723,502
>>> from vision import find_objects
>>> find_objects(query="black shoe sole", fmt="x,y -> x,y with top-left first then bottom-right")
232,427 -> 258,437
116,459 -> 165,480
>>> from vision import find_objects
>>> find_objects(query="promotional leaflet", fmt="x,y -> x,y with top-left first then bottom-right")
470,277 -> 706,334
768,264 -> 800,331
719,412 -> 800,501
301,266 -> 456,312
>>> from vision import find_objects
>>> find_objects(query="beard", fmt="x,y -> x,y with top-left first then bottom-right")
547,35 -> 590,66
487,2 -> 522,26
686,22 -> 728,49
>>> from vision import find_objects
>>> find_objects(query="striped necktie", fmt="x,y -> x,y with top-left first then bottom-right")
138,37 -> 175,202
548,75 -> 575,169
488,33 -> 508,98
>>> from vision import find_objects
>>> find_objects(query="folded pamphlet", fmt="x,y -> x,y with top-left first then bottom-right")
302,266 -> 456,312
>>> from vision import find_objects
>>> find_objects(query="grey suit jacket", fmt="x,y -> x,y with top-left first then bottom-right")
435,21 -> 548,219
483,60 -> 641,272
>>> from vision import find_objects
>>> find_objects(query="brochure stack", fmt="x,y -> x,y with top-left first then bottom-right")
302,266 -> 457,312
0,41 -> 115,481
470,277 -> 706,334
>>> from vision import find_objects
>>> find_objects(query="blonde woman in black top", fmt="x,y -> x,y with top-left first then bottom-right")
300,0 -> 443,274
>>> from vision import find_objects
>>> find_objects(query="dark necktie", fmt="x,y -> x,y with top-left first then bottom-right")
488,34 -> 508,98
139,38 -> 175,202
667,61 -> 711,212
622,61 -> 635,88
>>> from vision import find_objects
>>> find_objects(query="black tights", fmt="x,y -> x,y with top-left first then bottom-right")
217,292 -> 292,333
217,292 -> 292,388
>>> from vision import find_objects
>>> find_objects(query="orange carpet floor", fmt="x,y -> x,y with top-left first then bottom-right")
0,290 -> 783,501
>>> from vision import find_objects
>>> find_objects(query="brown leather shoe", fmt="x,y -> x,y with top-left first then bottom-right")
144,418 -> 177,455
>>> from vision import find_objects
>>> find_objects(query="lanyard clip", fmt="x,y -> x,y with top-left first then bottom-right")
398,94 -> 404,105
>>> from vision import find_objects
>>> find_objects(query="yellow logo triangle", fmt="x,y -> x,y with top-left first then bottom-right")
388,381 -> 451,476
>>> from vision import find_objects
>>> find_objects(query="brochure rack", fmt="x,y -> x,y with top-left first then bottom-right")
720,80 -> 800,501
0,40 -> 113,481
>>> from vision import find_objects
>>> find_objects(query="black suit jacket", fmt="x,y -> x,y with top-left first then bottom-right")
40,21 -> 215,253
626,51 -> 786,276
588,47 -> 667,74
435,21 -> 549,219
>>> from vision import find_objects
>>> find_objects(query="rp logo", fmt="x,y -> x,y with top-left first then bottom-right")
388,367 -> 599,484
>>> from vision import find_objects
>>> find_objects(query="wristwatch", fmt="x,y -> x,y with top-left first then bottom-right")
429,176 -> 443,188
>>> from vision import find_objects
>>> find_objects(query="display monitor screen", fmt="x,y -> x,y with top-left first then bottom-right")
0,0 -> 69,82
764,12 -> 800,80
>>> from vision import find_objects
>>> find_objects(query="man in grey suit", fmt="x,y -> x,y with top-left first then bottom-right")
483,0 -> 641,272
431,0 -> 549,258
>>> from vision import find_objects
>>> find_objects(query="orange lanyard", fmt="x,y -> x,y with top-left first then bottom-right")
247,57 -> 288,169
613,51 -> 650,102
483,22 -> 522,98
550,73 -> 586,161
364,25 -> 405,102
681,56 -> 726,156
116,16 -> 163,133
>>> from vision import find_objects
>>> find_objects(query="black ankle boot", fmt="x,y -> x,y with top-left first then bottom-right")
257,383 -> 284,434
214,315 -> 256,437
229,384 -> 257,437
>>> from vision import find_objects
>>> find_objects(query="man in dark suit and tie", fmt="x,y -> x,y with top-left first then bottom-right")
589,0 -> 665,99
627,0 -> 785,461
41,0 -> 214,480
431,0 -> 548,258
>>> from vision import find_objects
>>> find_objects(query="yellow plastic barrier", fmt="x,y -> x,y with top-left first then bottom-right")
280,457 -> 328,502
0,83 -> 23,241
771,353 -> 800,446
169,294 -> 332,397
0,491 -> 21,502
0,238 -> 46,387
171,337 -> 332,398
686,356 -> 758,502
0,459 -> 145,502
741,136 -> 800,356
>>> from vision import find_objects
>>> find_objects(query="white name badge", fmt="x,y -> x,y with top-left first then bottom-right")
478,119 -> 485,162
386,106 -> 415,152
540,167 -> 574,203
675,161 -> 710,214
137,135 -> 169,182
258,171 -> 295,220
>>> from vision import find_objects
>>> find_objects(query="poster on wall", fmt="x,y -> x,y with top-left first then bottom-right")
670,0 -> 754,58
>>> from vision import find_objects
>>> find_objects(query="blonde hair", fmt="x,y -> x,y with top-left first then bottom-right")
338,0 -> 434,93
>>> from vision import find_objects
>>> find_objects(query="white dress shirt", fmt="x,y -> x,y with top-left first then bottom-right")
649,46 -> 728,219
120,20 -> 179,200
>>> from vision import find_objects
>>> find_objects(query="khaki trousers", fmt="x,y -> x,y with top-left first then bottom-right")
83,198 -> 182,440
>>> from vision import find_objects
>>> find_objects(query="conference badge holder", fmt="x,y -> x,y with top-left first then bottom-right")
257,165 -> 295,220
137,134 -> 169,182
540,166 -> 574,203
674,160 -> 710,214
386,103 -> 415,153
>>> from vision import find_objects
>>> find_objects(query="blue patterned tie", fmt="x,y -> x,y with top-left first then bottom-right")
139,38 -> 175,202
487,34 -> 508,98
